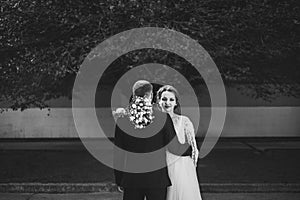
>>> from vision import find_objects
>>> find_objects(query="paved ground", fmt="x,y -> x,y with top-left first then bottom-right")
1,140 -> 300,184
0,139 -> 299,193
1,192 -> 300,200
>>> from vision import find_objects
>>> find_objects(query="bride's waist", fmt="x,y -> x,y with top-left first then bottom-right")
166,151 -> 191,158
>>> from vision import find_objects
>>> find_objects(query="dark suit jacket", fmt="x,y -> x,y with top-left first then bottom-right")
113,109 -> 192,188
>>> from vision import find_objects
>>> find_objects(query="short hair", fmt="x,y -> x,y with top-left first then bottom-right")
132,80 -> 153,97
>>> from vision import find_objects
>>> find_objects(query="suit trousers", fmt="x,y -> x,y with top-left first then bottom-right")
123,187 -> 167,200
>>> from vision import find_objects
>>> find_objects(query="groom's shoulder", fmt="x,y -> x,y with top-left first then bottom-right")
152,106 -> 167,117
152,104 -> 165,115
152,106 -> 171,125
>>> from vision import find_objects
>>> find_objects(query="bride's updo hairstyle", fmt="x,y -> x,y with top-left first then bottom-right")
156,85 -> 181,114
132,80 -> 153,98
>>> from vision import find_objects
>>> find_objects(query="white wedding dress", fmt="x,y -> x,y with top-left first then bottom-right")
166,115 -> 202,200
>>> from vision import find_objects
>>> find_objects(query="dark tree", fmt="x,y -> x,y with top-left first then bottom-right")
1,0 -> 299,110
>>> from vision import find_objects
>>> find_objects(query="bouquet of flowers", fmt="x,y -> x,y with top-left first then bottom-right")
128,96 -> 154,129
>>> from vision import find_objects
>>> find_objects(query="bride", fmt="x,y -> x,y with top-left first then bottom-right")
156,85 -> 202,200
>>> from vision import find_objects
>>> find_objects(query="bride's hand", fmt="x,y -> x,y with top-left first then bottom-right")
192,148 -> 199,167
112,108 -> 126,118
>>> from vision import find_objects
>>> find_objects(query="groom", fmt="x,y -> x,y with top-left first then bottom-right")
114,80 -> 192,200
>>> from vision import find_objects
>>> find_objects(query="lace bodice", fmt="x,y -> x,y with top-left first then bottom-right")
172,116 -> 195,142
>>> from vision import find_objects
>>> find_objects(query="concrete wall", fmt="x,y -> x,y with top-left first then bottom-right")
0,107 -> 299,138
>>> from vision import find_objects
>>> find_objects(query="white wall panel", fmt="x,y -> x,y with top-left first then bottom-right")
0,107 -> 299,138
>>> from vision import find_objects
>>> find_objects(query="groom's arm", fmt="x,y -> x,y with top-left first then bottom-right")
164,114 -> 192,156
113,120 -> 125,186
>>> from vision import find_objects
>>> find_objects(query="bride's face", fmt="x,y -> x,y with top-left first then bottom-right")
159,91 -> 177,113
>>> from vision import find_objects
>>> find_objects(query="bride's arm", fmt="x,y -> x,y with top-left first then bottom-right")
184,116 -> 199,166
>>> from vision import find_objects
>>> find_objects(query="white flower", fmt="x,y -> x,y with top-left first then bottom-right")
129,116 -> 135,121
128,96 -> 154,129
136,125 -> 143,129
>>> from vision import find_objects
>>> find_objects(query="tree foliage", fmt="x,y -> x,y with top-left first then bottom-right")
1,0 -> 299,110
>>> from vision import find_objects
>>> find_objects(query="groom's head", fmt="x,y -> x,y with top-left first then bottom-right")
132,80 -> 153,100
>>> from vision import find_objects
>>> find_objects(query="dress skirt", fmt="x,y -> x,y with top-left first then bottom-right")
166,151 -> 202,200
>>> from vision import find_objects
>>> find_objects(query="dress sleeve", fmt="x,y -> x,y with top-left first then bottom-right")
184,117 -> 199,164
184,117 -> 195,139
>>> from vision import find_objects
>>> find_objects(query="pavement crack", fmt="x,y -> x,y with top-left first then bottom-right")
240,141 -> 265,154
